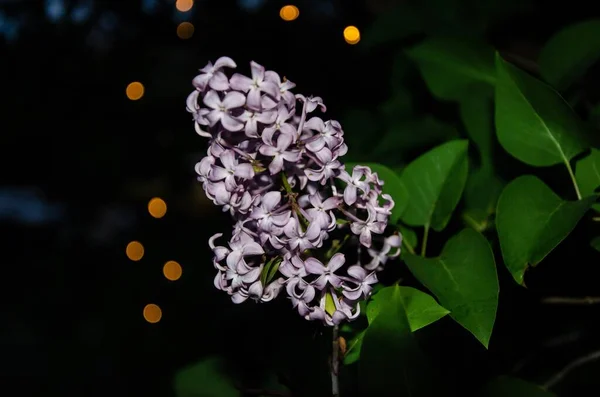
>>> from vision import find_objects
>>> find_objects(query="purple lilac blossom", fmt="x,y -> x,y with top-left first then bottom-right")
187,56 -> 402,326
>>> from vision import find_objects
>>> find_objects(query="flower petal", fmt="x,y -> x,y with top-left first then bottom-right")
279,122 -> 297,138
250,61 -> 265,82
220,150 -> 236,170
304,117 -> 325,132
276,133 -> 293,151
223,91 -> 246,109
304,222 -> 321,240
234,163 -> 254,179
360,229 -> 372,248
186,90 -> 199,112
262,191 -> 281,211
344,186 -> 357,205
231,291 -> 249,303
304,257 -> 325,275
213,56 -> 237,69
268,155 -> 284,175
194,122 -> 212,138
322,196 -> 342,211
305,138 -> 326,152
210,165 -> 229,181
257,108 -> 277,124
328,253 -> 346,272
242,241 -> 265,256
221,114 -> 244,131
229,73 -> 253,92
246,88 -> 262,111
260,81 -> 280,99
264,70 -> 281,84
192,73 -> 211,91
209,71 -> 230,91
248,280 -> 264,297
346,265 -> 367,280
202,90 -> 221,109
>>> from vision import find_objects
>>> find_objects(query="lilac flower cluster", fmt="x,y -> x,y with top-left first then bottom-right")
186,57 -> 402,325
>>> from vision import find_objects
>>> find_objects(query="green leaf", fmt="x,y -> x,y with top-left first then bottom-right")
591,236 -> 600,252
538,19 -> 600,91
367,286 -> 450,331
576,148 -> 600,211
399,224 -> 418,256
496,175 -> 596,285
361,5 -> 422,48
463,166 -> 505,232
380,91 -> 413,121
400,140 -> 469,231
480,376 -> 556,397
266,258 -> 281,284
174,356 -> 241,397
459,90 -> 504,230
344,162 -> 408,223
459,90 -> 494,167
404,229 -> 498,348
406,38 -> 495,101
342,330 -> 366,365
495,53 -> 589,167
260,257 -> 276,286
342,109 -> 380,162
359,285 -> 437,396
373,117 -> 460,160
325,292 -> 336,316
258,372 -> 290,397
590,103 -> 600,128
389,52 -> 415,94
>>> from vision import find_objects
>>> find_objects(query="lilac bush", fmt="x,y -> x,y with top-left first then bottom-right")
186,56 -> 402,326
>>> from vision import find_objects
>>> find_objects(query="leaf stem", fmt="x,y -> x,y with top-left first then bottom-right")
281,173 -> 309,230
331,325 -> 340,397
421,224 -> 430,257
325,234 -> 350,260
462,212 -> 487,232
402,239 -> 415,255
543,349 -> 600,390
565,160 -> 582,200
541,296 -> 600,305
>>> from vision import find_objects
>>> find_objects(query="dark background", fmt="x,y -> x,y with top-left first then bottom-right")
2,0 -> 600,396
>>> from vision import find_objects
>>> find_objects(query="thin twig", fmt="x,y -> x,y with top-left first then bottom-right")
332,325 -> 340,397
564,160 -> 582,200
421,224 -> 430,257
402,239 -> 415,255
543,349 -> 600,389
541,296 -> 600,305
241,388 -> 291,397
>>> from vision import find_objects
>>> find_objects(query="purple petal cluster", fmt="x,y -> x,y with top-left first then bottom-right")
187,57 -> 402,326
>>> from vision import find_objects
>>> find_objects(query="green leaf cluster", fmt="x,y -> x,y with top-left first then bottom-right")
338,11 -> 600,397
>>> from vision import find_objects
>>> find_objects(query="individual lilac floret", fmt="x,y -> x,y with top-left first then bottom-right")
188,57 -> 402,326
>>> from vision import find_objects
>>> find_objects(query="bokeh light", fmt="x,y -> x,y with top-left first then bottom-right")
280,5 -> 299,21
175,0 -> 193,12
343,26 -> 361,44
148,197 -> 167,219
163,260 -> 183,281
176,22 -> 194,39
126,82 -> 144,100
143,304 -> 162,323
126,241 -> 144,261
